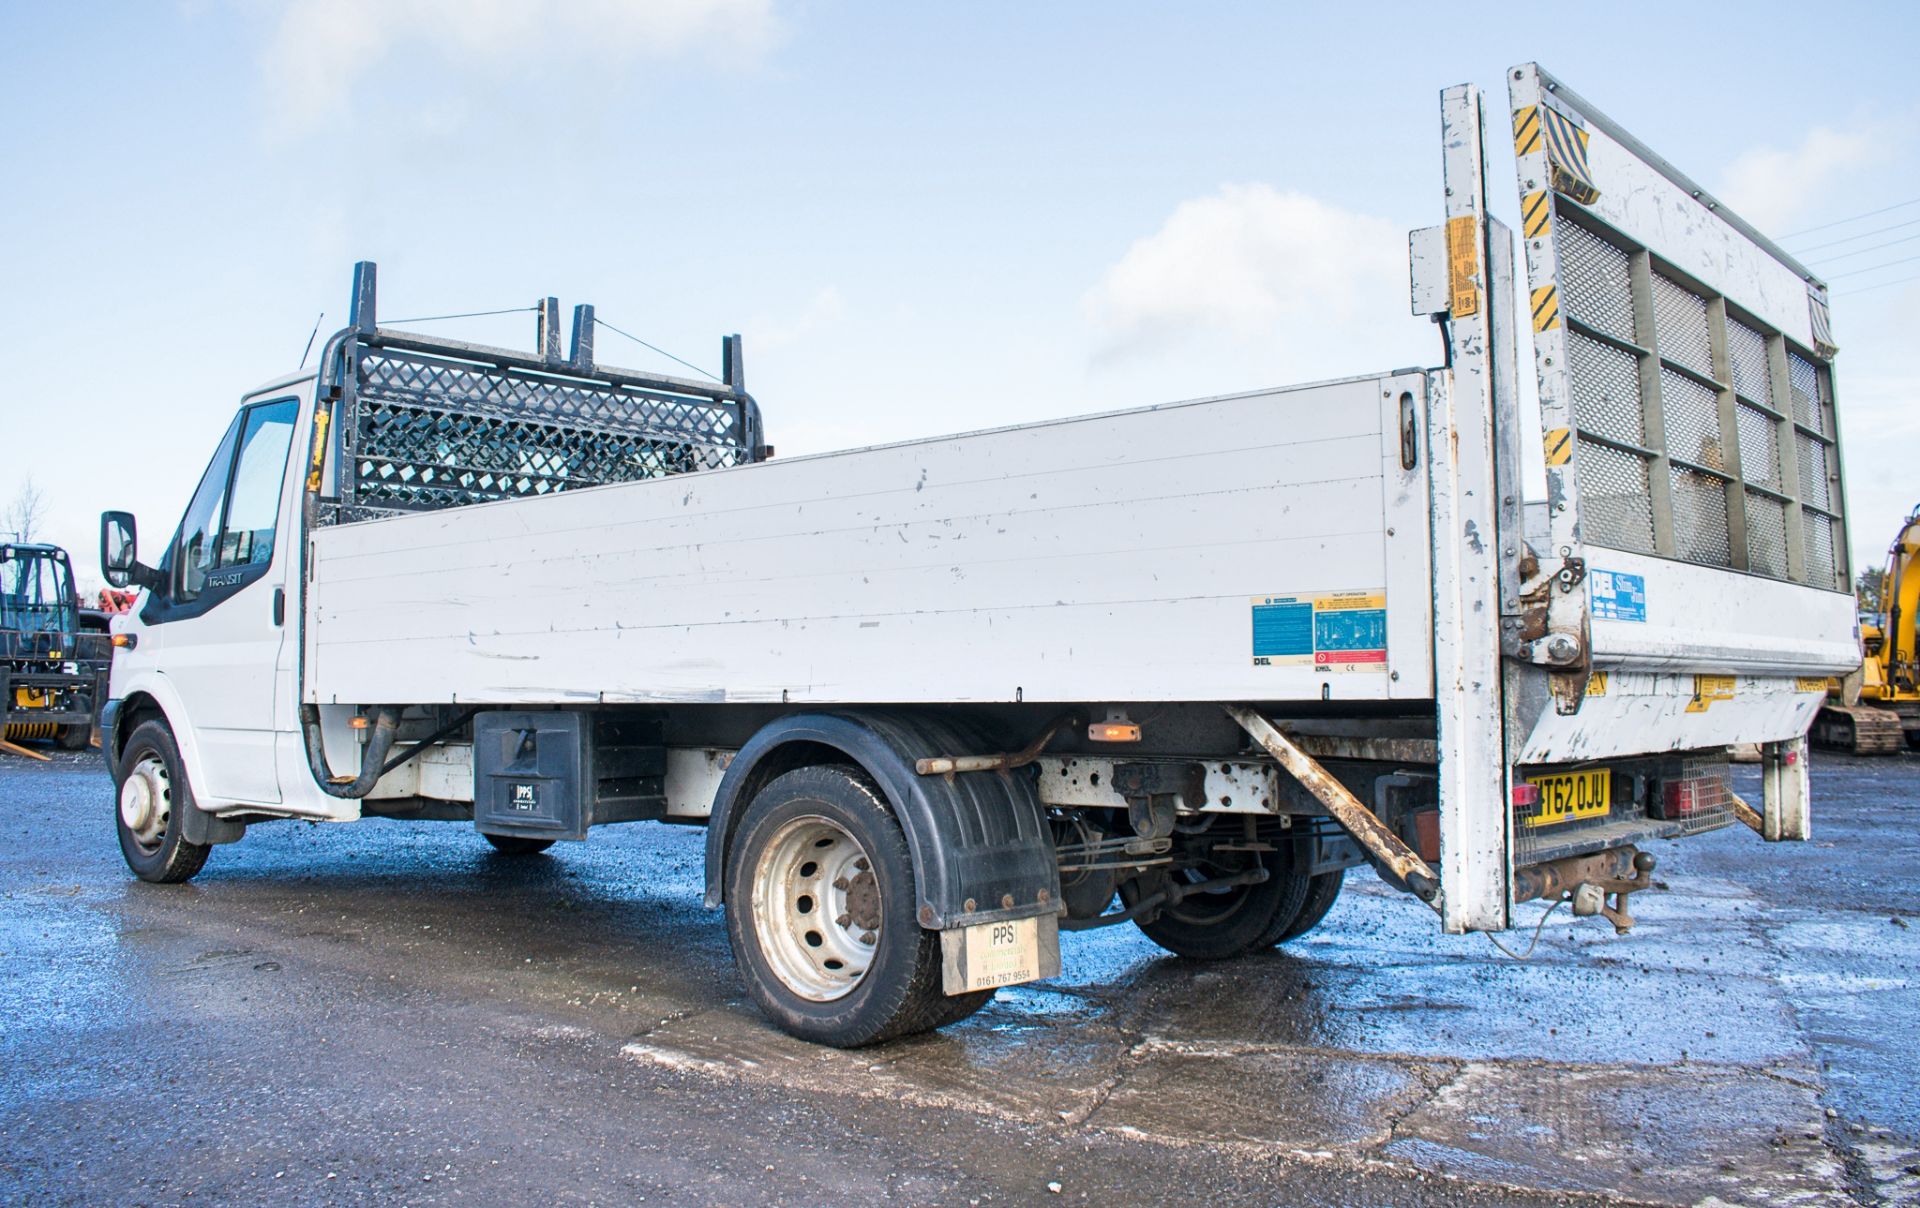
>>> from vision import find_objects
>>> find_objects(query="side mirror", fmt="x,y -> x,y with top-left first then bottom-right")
100,511 -> 157,591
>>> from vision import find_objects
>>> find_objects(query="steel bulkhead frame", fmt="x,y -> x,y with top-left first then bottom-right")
295,261 -> 767,713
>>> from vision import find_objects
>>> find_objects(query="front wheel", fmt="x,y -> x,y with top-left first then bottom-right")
725,765 -> 991,1047
114,719 -> 212,884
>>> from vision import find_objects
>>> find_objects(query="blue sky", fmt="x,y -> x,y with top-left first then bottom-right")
1,1 -> 1914,587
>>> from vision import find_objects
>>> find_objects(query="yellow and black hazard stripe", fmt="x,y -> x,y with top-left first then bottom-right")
1521,190 -> 1551,239
1808,289 -> 1838,358
1530,284 -> 1560,332
1542,426 -> 1573,466
1513,105 -> 1542,157
1537,106 -> 1599,204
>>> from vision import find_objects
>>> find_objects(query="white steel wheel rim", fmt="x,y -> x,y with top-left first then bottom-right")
750,814 -> 880,1003
120,754 -> 171,854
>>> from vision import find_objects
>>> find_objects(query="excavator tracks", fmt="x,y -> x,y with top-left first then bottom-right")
1812,705 -> 1907,755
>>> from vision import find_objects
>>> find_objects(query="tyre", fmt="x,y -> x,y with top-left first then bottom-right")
1122,842 -> 1312,960
725,765 -> 991,1047
57,724 -> 91,751
483,833 -> 556,856
114,719 -> 212,884
1273,868 -> 1344,943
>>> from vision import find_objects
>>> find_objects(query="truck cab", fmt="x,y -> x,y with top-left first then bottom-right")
102,378 -> 314,812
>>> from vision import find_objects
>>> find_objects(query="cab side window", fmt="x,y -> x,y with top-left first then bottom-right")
172,398 -> 299,604
221,402 -> 299,569
174,417 -> 242,602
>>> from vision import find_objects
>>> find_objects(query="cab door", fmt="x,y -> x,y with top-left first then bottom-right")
144,395 -> 301,805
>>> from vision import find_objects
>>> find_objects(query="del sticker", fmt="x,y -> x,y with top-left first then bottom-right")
1589,569 -> 1646,623
1251,590 -> 1387,672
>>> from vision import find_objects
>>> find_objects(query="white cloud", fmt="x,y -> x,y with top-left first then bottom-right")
1082,183 -> 1411,371
261,0 -> 779,136
1718,127 -> 1874,234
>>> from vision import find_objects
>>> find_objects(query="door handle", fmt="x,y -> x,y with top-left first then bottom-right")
272,586 -> 285,627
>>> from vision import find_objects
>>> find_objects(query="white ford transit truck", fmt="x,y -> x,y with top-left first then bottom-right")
98,66 -> 1857,1046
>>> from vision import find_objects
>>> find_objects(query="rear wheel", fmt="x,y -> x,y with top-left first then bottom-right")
114,719 -> 211,884
57,724 -> 91,751
725,765 -> 991,1047
1273,868 -> 1345,943
483,834 -> 555,856
1123,840 -> 1311,960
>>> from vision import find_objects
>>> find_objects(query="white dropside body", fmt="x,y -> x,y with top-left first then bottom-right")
306,374 -> 1436,709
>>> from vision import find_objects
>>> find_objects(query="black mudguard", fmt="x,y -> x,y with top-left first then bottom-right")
703,711 -> 1059,930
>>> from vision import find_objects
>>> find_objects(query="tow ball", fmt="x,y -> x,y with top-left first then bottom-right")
1572,851 -> 1656,933
1514,847 -> 1657,934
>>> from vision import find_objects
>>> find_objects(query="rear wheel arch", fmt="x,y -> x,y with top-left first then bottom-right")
706,738 -> 850,891
724,763 -> 992,1045
703,712 -> 1059,932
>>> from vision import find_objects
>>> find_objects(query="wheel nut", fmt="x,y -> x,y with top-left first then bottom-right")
833,877 -> 849,891
854,858 -> 870,872
860,931 -> 877,945
836,913 -> 851,928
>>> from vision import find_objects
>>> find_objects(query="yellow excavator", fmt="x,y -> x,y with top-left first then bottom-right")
1815,504 -> 1920,754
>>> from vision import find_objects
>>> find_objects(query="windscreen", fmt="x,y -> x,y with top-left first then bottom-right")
0,549 -> 76,634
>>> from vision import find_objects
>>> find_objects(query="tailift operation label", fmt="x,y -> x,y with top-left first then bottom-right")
1250,590 -> 1387,671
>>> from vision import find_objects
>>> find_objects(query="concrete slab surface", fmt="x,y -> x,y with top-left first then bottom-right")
2,747 -> 1915,1205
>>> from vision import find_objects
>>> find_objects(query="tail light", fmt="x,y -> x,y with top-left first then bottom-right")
1651,772 -> 1729,820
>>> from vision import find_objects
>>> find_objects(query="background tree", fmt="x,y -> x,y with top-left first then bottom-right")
1855,565 -> 1884,616
3,478 -> 46,543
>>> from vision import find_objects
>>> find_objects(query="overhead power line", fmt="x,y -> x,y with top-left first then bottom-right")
1779,196 -> 1920,241
1793,216 -> 1920,255
1829,253 -> 1920,279
1809,232 -> 1920,264
1839,273 -> 1920,297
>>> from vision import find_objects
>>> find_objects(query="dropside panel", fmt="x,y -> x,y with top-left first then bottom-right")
306,375 -> 1434,708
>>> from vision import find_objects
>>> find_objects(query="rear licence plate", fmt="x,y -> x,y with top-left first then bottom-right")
940,914 -> 1061,995
1525,769 -> 1610,827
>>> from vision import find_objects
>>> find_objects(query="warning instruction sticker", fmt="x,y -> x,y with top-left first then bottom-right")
1251,590 -> 1387,672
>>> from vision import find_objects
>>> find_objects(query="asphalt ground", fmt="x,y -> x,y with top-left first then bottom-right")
2,745 -> 1916,1206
